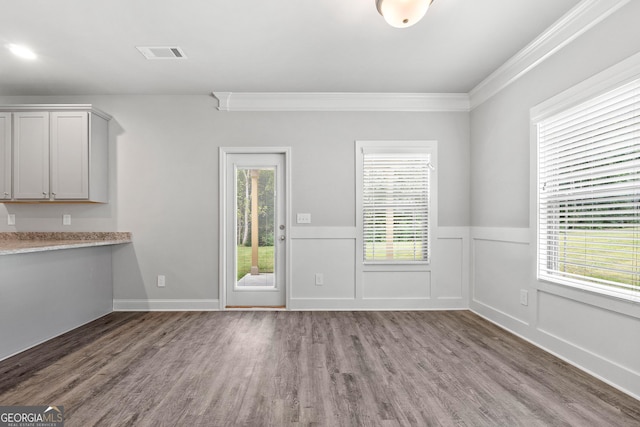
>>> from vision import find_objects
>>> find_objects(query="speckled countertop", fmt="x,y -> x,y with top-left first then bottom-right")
0,232 -> 132,255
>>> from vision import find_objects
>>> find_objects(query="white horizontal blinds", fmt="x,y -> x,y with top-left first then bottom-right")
538,78 -> 640,295
363,152 -> 430,262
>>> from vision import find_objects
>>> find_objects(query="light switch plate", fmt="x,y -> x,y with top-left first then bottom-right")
297,213 -> 311,224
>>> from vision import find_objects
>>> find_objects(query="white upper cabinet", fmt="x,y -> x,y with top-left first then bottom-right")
0,105 -> 111,203
13,112 -> 50,200
0,113 -> 10,200
50,111 -> 89,200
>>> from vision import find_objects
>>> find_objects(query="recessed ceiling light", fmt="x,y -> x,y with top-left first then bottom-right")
7,44 -> 37,60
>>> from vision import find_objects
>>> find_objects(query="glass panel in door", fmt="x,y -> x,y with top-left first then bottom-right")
225,152 -> 286,308
235,168 -> 276,288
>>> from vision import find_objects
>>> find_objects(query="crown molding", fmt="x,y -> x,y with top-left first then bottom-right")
214,1 -> 631,113
212,92 -> 470,112
469,0 -> 632,110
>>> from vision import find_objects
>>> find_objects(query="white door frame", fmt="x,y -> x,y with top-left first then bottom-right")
219,147 -> 292,310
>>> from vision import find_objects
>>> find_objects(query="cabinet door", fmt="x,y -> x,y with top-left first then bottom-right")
13,112 -> 50,200
51,112 -> 89,200
0,113 -> 11,200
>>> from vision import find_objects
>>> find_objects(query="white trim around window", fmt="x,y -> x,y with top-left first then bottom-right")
356,140 -> 438,272
531,51 -> 640,305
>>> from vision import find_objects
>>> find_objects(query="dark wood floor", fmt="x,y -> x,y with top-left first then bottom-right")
1,311 -> 639,426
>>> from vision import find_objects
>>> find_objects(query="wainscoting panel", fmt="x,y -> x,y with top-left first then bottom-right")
470,226 -> 640,400
288,226 -> 468,310
363,271 -> 431,299
472,230 -> 531,326
432,234 -> 465,300
537,291 -> 640,378
290,238 -> 356,300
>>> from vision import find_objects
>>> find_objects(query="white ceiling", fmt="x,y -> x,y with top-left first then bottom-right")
0,0 -> 583,96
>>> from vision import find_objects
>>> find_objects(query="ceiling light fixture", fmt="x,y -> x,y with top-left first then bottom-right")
7,44 -> 37,60
376,0 -> 434,28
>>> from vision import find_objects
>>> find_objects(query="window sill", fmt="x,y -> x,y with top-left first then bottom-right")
536,279 -> 640,320
363,262 -> 431,273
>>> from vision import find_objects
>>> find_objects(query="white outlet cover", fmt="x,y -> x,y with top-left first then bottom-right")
7,214 -> 15,226
63,214 -> 71,225
297,213 -> 311,224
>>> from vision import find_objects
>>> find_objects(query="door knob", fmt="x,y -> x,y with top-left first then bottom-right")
280,235 -> 286,241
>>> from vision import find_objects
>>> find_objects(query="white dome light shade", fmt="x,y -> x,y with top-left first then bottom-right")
376,0 -> 432,28
8,44 -> 37,60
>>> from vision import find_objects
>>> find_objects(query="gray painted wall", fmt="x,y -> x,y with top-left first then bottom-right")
470,1 -> 640,228
470,1 -> 640,399
0,96 -> 470,304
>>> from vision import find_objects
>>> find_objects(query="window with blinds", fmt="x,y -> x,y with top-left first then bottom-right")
537,78 -> 640,298
363,151 -> 431,263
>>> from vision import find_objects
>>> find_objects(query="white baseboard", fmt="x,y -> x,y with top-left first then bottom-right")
470,303 -> 640,402
113,299 -> 220,311
288,298 -> 467,311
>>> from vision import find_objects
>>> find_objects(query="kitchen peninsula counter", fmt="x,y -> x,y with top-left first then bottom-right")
0,232 -> 132,255
1,231 -> 130,360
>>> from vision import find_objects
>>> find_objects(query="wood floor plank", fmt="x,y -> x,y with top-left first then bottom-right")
0,310 -> 639,426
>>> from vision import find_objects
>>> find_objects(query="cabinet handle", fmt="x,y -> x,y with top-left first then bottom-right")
3,192 -> 8,198
52,192 -> 56,198
42,192 -> 48,198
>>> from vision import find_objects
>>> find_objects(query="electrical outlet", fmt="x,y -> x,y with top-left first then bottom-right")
315,273 -> 324,286
157,275 -> 166,288
7,214 -> 15,226
520,289 -> 529,306
63,214 -> 71,226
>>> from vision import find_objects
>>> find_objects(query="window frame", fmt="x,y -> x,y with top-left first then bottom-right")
356,140 -> 438,270
531,52 -> 640,305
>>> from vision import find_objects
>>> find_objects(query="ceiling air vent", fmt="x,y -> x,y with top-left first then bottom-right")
136,46 -> 187,60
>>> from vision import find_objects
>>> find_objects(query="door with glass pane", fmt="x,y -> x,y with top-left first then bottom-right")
225,153 -> 286,307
